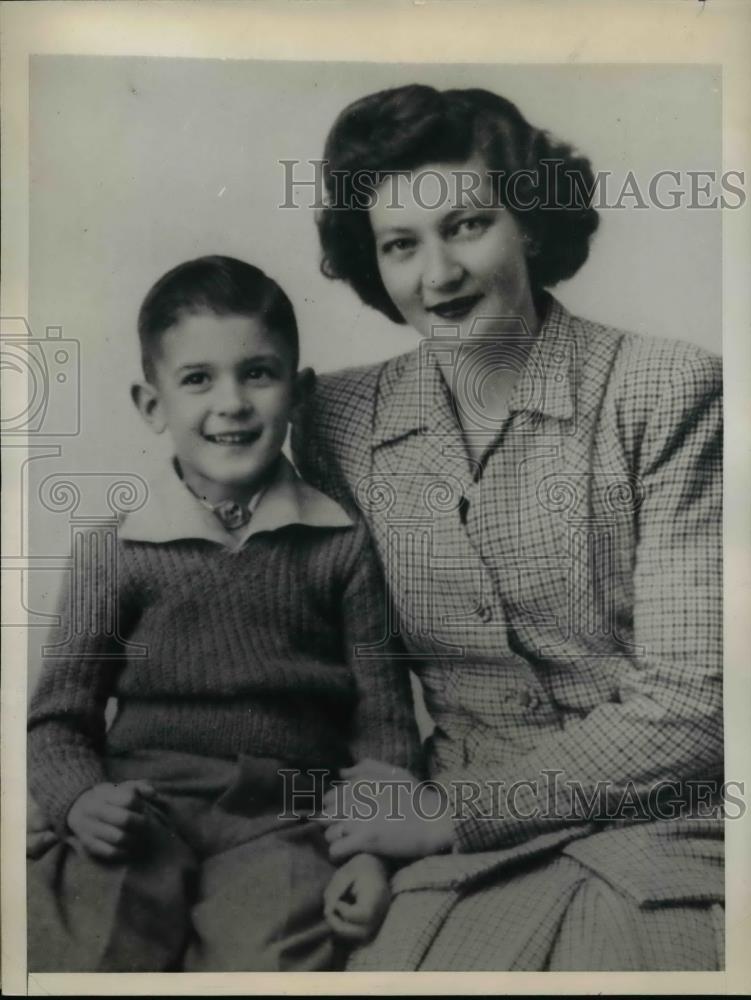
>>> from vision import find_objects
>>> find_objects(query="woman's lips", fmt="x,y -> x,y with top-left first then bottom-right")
426,294 -> 484,321
204,429 -> 262,446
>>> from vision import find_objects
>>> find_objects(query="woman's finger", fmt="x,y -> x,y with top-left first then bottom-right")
328,829 -> 370,861
311,811 -> 339,828
323,821 -> 352,843
323,782 -> 362,817
340,761 -> 379,780
321,787 -> 348,816
316,816 -> 338,836
342,759 -> 414,782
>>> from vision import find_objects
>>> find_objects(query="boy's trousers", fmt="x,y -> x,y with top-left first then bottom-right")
27,749 -> 343,972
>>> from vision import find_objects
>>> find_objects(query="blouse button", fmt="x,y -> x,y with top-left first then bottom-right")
517,690 -> 541,710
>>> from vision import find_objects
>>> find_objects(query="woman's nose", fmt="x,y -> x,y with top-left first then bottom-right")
421,241 -> 464,293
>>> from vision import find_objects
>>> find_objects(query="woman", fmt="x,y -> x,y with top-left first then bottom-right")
293,84 -> 723,971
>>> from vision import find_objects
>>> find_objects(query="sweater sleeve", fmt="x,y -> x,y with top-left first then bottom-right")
27,529 -> 134,835
438,352 -> 723,852
340,524 -> 424,777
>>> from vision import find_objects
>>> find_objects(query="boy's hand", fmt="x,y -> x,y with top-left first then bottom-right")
66,780 -> 160,862
323,853 -> 391,944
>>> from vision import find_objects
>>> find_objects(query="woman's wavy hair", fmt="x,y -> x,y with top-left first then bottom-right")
317,84 -> 600,324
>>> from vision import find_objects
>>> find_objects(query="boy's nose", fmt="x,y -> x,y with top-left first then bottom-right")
215,379 -> 252,416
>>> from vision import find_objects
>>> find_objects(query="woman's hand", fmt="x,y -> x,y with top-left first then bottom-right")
314,758 -> 454,860
323,853 -> 391,943
66,779 -> 160,861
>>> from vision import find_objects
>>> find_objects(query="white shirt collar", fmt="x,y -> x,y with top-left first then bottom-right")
119,454 -> 353,549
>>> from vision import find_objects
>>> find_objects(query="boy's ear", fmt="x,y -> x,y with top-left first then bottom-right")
131,381 -> 167,434
291,366 -> 316,411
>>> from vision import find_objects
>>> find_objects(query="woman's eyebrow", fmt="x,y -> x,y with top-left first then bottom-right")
371,223 -> 415,237
442,206 -> 488,223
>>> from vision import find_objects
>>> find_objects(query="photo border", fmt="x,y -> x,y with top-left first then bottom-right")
2,1 -> 749,994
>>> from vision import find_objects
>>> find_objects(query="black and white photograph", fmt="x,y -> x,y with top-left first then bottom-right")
2,1 -> 750,994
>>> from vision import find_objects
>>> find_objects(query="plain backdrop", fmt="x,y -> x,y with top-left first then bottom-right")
25,56 -> 722,684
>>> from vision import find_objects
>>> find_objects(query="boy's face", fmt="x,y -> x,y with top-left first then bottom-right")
134,312 -> 300,504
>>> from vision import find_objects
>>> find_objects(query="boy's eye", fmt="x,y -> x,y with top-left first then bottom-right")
243,366 -> 275,381
181,371 -> 209,387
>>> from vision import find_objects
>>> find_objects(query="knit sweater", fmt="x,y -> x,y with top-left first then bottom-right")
28,518 -> 422,834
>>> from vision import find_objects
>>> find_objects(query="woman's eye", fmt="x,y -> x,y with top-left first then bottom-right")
380,237 -> 415,257
451,217 -> 491,238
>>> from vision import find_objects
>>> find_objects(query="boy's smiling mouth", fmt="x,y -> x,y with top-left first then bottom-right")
204,429 -> 263,446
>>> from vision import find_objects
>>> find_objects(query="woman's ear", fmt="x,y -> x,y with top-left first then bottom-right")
291,366 -> 316,412
131,381 -> 167,434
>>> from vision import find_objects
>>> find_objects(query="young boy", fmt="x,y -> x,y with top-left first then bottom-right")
27,255 -> 422,972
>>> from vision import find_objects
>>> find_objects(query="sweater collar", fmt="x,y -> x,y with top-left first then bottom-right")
372,294 -> 575,447
119,453 -> 353,547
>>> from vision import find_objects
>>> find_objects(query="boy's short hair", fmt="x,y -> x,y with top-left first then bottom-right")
138,255 -> 299,382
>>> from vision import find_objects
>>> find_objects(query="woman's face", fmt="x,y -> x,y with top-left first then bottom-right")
369,156 -> 538,339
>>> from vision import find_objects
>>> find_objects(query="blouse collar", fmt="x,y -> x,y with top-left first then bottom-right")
372,294 -> 577,448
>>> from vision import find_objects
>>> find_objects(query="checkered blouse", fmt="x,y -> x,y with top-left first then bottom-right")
293,296 -> 723,855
